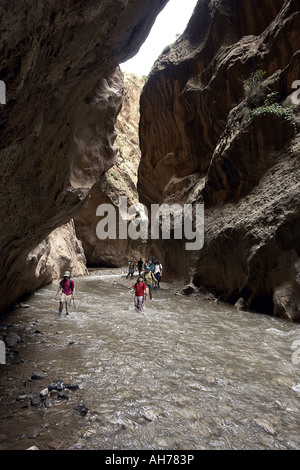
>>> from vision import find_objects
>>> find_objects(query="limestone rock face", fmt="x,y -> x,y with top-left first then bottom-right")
138,0 -> 300,321
74,73 -> 147,267
0,0 -> 168,312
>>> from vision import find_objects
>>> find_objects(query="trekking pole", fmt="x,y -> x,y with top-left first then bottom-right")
73,297 -> 76,309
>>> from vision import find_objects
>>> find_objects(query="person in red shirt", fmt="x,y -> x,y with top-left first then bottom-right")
55,271 -> 75,315
130,277 -> 147,312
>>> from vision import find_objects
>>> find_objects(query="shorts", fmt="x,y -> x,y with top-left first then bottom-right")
145,283 -> 153,290
59,293 -> 72,314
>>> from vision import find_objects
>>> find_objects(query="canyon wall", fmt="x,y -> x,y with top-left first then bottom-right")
138,0 -> 300,321
0,0 -> 168,313
23,220 -> 88,299
16,71 -> 144,295
74,73 -> 147,267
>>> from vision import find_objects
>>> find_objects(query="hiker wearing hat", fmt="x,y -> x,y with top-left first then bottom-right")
147,256 -> 156,273
55,271 -> 75,315
129,277 -> 147,312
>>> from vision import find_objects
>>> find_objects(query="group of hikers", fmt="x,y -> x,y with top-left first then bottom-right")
55,256 -> 163,315
127,256 -> 163,312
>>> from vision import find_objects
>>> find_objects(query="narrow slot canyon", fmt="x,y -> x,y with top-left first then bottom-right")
0,0 -> 299,453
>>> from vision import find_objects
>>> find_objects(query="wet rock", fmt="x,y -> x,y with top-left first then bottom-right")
6,348 -> 20,359
203,293 -> 218,302
44,398 -> 52,408
48,380 -> 79,397
31,372 -> 44,380
291,383 -> 300,393
12,303 -> 30,310
30,397 -> 41,407
26,446 -> 39,450
64,383 -> 79,391
48,381 -> 64,391
74,403 -> 89,415
235,298 -> 247,311
48,380 -> 79,392
181,283 -> 198,295
58,390 -> 69,399
40,388 -> 49,398
16,394 -> 32,402
5,332 -> 21,348
253,418 -> 277,436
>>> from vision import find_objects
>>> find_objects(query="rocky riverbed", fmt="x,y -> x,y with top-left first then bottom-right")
0,316 -> 90,449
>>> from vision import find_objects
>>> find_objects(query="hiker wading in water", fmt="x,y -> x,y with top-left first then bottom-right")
126,258 -> 135,278
153,259 -> 163,289
130,277 -> 147,312
144,267 -> 157,301
55,271 -> 75,315
137,258 -> 144,276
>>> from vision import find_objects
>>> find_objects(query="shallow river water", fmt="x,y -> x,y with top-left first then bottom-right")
0,269 -> 300,450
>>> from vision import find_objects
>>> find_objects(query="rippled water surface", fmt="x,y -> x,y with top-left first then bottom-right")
1,269 -> 300,450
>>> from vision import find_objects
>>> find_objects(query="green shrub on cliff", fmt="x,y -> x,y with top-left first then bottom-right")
247,92 -> 297,134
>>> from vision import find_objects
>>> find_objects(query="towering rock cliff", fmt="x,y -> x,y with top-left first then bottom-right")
74,72 -> 146,267
138,0 -> 300,321
0,0 -> 168,313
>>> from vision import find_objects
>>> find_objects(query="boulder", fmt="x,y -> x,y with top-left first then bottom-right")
31,372 -> 44,380
181,283 -> 198,296
5,332 -> 21,348
74,403 -> 89,415
234,298 -> 247,311
273,282 -> 300,322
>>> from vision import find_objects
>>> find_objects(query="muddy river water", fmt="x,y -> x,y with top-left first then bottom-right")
0,269 -> 300,450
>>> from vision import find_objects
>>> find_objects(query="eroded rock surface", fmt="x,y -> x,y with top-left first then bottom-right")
0,0 -> 168,312
74,73 -> 147,267
25,220 -> 88,295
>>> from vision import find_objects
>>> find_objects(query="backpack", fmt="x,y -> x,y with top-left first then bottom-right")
62,279 -> 74,292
